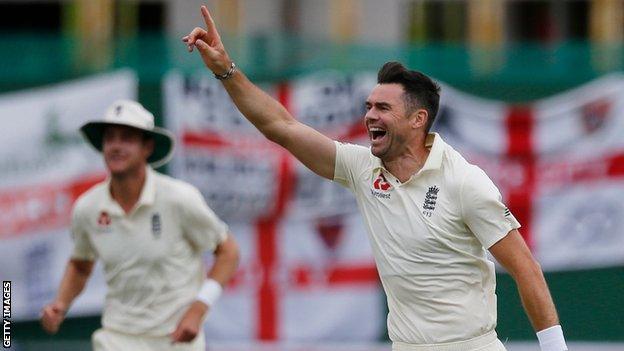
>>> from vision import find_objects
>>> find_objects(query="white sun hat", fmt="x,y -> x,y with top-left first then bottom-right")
79,99 -> 175,168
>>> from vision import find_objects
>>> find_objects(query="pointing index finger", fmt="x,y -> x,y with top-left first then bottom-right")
201,5 -> 220,39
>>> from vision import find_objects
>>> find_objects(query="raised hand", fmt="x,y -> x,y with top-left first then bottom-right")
40,301 -> 67,334
183,5 -> 232,76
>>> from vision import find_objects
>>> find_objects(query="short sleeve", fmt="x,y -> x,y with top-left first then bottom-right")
70,205 -> 97,261
180,185 -> 229,252
460,166 -> 521,249
333,141 -> 372,189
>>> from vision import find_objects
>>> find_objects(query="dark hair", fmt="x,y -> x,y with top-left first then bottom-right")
377,61 -> 441,132
142,131 -> 153,142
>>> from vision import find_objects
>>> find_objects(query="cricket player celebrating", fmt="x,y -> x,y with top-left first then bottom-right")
182,5 -> 568,351
40,100 -> 240,351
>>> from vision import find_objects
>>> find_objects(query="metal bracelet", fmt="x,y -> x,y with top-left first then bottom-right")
214,62 -> 237,80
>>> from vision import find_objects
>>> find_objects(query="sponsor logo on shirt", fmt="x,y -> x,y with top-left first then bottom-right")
372,173 -> 392,191
371,173 -> 392,199
504,207 -> 511,217
370,189 -> 391,199
151,213 -> 161,238
422,185 -> 439,217
98,211 -> 112,232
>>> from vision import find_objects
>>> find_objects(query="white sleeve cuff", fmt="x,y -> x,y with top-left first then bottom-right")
536,325 -> 568,351
196,278 -> 223,307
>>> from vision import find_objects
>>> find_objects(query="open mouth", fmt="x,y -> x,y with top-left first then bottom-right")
369,127 -> 387,142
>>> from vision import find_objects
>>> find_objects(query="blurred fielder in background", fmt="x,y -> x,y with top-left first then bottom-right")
183,5 -> 568,351
40,100 -> 240,351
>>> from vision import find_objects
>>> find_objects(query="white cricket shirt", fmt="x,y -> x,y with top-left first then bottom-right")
70,166 -> 228,336
333,133 -> 520,345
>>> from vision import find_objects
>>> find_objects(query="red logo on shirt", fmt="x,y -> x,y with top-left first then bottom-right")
97,211 -> 111,227
373,173 -> 392,191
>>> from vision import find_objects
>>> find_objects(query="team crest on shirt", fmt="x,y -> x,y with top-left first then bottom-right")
151,213 -> 162,238
422,185 -> 439,217
97,211 -> 112,232
371,172 -> 392,199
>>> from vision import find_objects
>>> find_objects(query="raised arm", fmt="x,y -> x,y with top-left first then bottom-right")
183,5 -> 336,180
40,259 -> 94,334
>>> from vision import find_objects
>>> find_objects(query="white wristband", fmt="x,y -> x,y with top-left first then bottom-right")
196,278 -> 223,307
536,325 -> 568,351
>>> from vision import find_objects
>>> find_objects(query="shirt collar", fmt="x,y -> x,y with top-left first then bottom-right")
372,132 -> 445,172
100,166 -> 155,215
136,166 -> 156,208
421,132 -> 444,171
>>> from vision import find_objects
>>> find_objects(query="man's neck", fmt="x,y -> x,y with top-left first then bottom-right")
383,134 -> 430,183
109,166 -> 147,214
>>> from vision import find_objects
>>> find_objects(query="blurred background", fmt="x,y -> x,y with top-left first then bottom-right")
1,0 -> 623,350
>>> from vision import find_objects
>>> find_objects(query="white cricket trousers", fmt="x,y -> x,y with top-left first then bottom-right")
92,328 -> 206,351
393,330 -> 506,351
